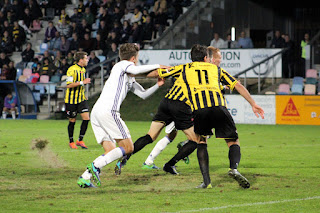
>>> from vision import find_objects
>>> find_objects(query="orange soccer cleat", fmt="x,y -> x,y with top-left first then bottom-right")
69,142 -> 78,149
76,141 -> 88,149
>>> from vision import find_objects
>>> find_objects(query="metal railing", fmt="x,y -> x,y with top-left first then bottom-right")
233,48 -> 288,94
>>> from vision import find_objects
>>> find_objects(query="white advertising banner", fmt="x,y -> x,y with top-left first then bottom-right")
224,95 -> 276,124
138,49 -> 282,78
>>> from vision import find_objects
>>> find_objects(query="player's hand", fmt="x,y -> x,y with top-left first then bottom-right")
157,78 -> 165,86
84,78 -> 91,84
146,70 -> 159,78
252,103 -> 264,119
159,65 -> 171,69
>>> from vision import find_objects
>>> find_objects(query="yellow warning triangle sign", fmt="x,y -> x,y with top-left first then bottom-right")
282,98 -> 300,116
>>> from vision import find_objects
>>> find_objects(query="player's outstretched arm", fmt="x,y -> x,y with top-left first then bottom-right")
234,82 -> 264,119
131,79 -> 164,100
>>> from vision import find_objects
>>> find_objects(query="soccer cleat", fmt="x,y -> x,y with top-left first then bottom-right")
142,163 -> 159,169
177,141 -> 190,164
163,163 -> 179,175
69,142 -> 78,149
228,169 -> 250,189
77,176 -> 96,188
76,141 -> 88,149
114,156 -> 128,175
87,163 -> 101,186
196,182 -> 213,189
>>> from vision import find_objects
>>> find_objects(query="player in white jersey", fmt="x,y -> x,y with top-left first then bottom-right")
77,43 -> 170,188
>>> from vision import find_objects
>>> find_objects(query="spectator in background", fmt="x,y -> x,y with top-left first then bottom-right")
1,21 -> 11,36
59,35 -> 70,56
8,61 -> 17,80
282,34 -> 295,78
59,8 -> 70,24
28,0 -> 42,21
59,57 -> 69,76
70,21 -> 81,37
0,52 -> 11,68
22,7 -> 32,29
130,6 -> 142,24
2,92 -> 17,119
210,33 -> 225,49
83,7 -> 95,26
70,8 -> 83,27
77,0 -> 85,14
66,52 -> 74,65
0,30 -> 14,54
153,0 -> 167,14
97,20 -> 109,41
69,32 -> 80,54
38,0 -> 49,17
0,11 -> 6,26
57,18 -> 72,38
141,8 -> 149,24
97,6 -> 109,25
6,11 -> 16,26
78,19 -> 92,40
41,50 -> 53,64
237,31 -> 254,48
92,33 -> 107,56
120,20 -> 132,43
1,0 -> 12,15
112,6 -> 123,24
106,42 -> 118,71
300,32 -> 310,78
141,15 -> 153,41
223,33 -> 237,48
48,31 -> 61,55
21,42 -> 34,63
270,30 -> 285,48
12,21 -> 26,51
106,31 -> 120,49
114,0 -> 126,13
87,50 -> 100,77
153,7 -> 167,39
39,57 -> 56,77
0,64 -> 11,80
121,8 -> 133,24
52,50 -> 63,70
79,32 -> 94,53
111,21 -> 122,37
44,21 -> 57,43
85,0 -> 98,17
126,0 -> 143,13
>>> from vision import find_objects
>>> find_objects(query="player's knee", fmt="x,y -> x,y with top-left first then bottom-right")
225,139 -> 240,147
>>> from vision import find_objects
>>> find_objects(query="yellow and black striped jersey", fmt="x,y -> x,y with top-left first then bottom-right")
65,64 -> 86,104
158,62 -> 238,111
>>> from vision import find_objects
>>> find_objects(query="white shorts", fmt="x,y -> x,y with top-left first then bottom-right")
165,121 -> 176,134
91,109 -> 131,144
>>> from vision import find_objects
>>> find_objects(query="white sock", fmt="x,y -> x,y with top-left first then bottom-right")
93,147 -> 124,169
81,169 -> 92,180
145,136 -> 171,165
2,111 -> 7,119
11,111 -> 16,119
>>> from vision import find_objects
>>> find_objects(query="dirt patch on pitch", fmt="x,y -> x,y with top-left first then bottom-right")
31,138 -> 67,168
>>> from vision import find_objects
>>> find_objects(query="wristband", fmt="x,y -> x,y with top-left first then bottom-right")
80,81 -> 84,86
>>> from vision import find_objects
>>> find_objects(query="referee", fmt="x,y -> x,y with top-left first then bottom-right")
65,51 -> 91,149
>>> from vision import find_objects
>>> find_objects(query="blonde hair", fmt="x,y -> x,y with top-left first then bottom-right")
207,46 -> 220,59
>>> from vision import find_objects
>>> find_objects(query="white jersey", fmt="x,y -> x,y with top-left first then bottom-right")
93,60 -> 160,112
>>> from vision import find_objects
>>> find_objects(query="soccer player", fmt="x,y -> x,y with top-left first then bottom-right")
160,45 -> 264,189
77,43 -> 169,188
65,51 -> 91,149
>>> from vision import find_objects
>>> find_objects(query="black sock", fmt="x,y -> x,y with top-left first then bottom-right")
229,144 -> 241,169
133,134 -> 153,154
68,121 -> 75,143
167,140 -> 197,166
78,120 -> 89,141
197,143 -> 211,185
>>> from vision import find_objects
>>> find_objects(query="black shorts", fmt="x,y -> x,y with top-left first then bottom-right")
193,106 -> 238,140
65,100 -> 89,118
152,98 -> 193,130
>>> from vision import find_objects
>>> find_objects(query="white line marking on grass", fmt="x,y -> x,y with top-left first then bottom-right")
169,196 -> 320,213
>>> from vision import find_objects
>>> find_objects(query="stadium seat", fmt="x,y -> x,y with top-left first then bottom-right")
16,68 -> 23,80
40,75 -> 50,83
23,68 -> 32,78
306,69 -> 318,78
306,77 -> 317,85
318,81 -> 320,95
18,75 -> 28,83
26,62 -> 35,69
39,43 -> 49,54
277,83 -> 290,95
50,75 -> 61,83
304,84 -> 316,95
292,76 -> 304,85
98,55 -> 106,62
291,84 -> 303,95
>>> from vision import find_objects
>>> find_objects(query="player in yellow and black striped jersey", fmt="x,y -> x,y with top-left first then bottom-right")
64,51 -> 91,149
161,45 -> 265,189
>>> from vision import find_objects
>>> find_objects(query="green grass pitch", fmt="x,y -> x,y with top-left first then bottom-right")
0,120 -> 319,212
